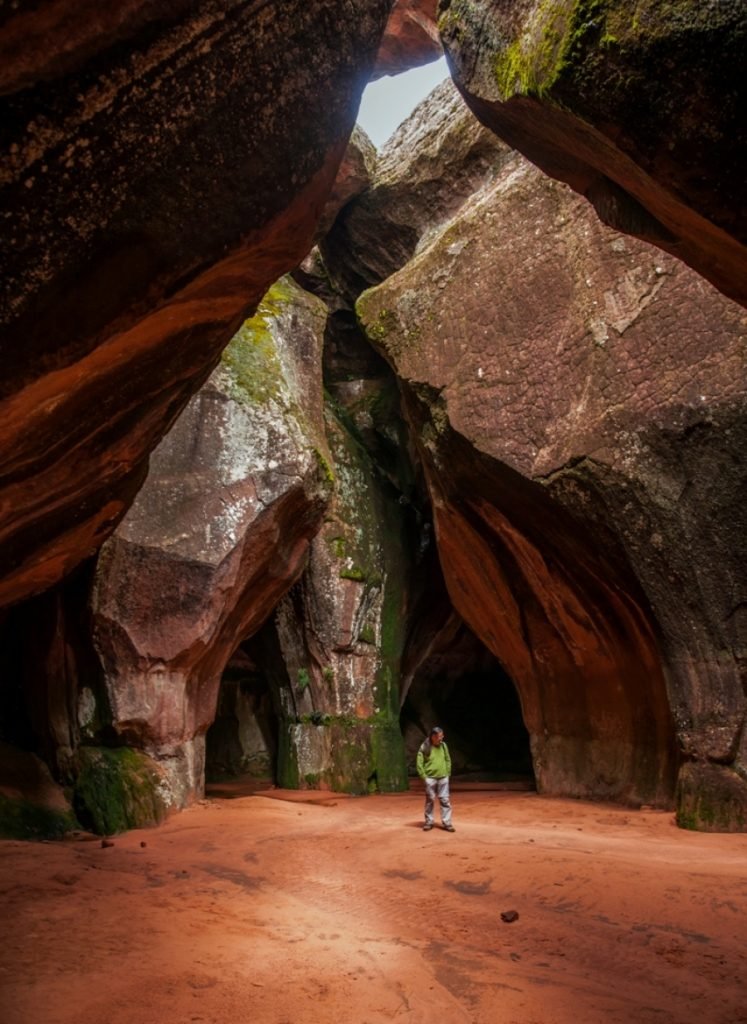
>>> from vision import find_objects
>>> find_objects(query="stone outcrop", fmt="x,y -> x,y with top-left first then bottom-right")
0,0 -> 392,609
438,0 -> 747,307
2,8 -> 745,835
356,86 -> 747,824
204,312 -> 420,794
90,278 -> 333,810
321,78 -> 509,301
375,0 -> 441,78
314,127 -> 378,241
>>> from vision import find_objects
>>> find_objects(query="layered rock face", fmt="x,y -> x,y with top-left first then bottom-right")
90,279 -> 333,809
355,84 -> 747,824
438,0 -> 747,307
3,8 -> 745,836
0,0 -> 392,609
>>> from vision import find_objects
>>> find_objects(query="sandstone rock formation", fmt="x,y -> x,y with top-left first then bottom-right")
321,78 -> 508,301
355,85 -> 747,825
314,127 -> 378,241
3,7 -> 745,837
438,0 -> 747,307
90,278 -> 332,810
268,398 -> 412,794
375,0 -> 441,78
0,0 -> 392,609
203,270 -> 429,796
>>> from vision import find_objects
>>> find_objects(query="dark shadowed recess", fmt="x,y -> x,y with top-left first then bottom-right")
401,621 -> 534,784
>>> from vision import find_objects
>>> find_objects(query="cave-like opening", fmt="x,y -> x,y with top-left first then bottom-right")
205,643 -> 279,790
400,622 -> 534,786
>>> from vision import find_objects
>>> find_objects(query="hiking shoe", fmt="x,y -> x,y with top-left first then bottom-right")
443,824 -> 456,832
423,823 -> 433,831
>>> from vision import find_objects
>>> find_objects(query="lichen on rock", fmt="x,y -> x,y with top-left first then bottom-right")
438,0 -> 747,306
90,275 -> 333,810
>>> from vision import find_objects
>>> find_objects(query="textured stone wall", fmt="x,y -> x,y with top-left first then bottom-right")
354,81 -> 747,824
90,279 -> 332,809
0,0 -> 392,609
438,0 -> 747,306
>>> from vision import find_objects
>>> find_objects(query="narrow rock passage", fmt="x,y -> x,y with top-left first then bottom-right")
2,792 -> 746,1024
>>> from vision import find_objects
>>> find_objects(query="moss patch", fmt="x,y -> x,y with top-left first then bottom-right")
73,747 -> 168,836
220,277 -> 297,406
494,0 -> 608,98
312,446 -> 336,486
276,723 -> 300,789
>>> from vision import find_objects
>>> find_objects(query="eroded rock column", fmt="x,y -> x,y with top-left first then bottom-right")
90,278 -> 333,812
269,394 -> 413,794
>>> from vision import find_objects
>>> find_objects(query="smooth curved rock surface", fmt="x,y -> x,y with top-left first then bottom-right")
357,94 -> 747,816
0,0 -> 391,609
438,0 -> 747,306
91,278 -> 332,808
375,0 -> 441,78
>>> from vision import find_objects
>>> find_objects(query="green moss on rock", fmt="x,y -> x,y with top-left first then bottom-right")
494,0 -> 607,98
276,723 -> 300,789
339,566 -> 367,581
73,747 -> 168,835
371,720 -> 409,792
276,715 -> 408,795
312,446 -> 336,486
220,277 -> 298,406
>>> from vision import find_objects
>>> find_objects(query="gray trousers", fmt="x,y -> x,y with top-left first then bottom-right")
424,776 -> 452,826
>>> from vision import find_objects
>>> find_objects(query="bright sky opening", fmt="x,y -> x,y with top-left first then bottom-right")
357,56 -> 450,149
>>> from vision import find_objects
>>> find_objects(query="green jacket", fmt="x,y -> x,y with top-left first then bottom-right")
416,739 -> 451,780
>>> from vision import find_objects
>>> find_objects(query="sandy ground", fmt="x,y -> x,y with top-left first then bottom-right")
1,786 -> 746,1024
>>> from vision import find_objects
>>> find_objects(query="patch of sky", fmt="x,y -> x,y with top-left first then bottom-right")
357,56 -> 450,149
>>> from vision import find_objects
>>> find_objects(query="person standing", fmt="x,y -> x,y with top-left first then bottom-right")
416,726 -> 455,832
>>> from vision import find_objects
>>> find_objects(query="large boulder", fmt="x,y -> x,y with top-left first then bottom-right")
90,278 -> 333,809
356,91 -> 747,822
0,0 -> 392,609
438,0 -> 747,306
